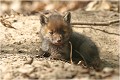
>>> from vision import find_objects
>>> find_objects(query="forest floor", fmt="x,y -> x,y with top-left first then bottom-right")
0,9 -> 119,80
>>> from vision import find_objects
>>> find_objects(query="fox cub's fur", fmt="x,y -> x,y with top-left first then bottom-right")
39,11 -> 101,70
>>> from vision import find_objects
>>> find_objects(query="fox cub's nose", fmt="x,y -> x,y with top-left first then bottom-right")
57,40 -> 62,43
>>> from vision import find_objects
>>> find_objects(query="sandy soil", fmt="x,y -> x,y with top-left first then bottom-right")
0,10 -> 119,80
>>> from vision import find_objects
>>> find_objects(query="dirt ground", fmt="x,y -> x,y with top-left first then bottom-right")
0,9 -> 119,80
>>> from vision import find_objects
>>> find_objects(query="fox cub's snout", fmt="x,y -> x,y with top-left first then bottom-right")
40,12 -> 72,45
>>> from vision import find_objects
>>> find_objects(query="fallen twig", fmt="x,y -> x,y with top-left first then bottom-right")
73,26 -> 120,36
69,41 -> 73,64
71,19 -> 120,26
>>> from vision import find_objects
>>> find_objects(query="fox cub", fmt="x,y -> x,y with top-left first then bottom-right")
39,11 -> 101,70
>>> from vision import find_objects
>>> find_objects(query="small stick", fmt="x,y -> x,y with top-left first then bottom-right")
72,26 -> 120,36
69,41 -> 73,64
71,19 -> 120,26
71,22 -> 109,26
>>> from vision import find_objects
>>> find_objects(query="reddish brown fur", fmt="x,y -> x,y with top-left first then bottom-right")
39,11 -> 102,71
46,15 -> 71,32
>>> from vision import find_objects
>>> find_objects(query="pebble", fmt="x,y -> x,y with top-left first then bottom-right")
18,49 -> 28,53
24,57 -> 33,65
18,64 -> 35,74
102,67 -> 114,73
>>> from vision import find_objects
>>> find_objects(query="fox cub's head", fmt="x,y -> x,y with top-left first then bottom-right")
40,12 -> 72,46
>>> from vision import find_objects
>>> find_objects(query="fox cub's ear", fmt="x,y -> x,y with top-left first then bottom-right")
63,12 -> 71,24
40,14 -> 48,26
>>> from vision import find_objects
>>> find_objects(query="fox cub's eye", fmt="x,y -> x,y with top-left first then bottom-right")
61,30 -> 66,34
49,31 -> 53,35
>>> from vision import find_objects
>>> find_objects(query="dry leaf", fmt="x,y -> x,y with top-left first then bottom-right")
0,19 -> 16,29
